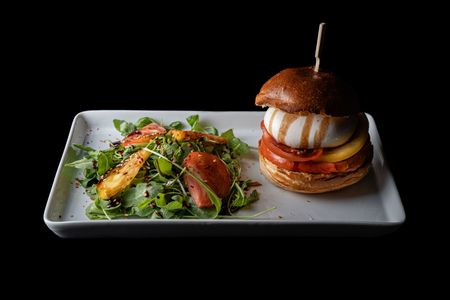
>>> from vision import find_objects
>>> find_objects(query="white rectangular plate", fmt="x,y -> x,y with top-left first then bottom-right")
44,111 -> 405,237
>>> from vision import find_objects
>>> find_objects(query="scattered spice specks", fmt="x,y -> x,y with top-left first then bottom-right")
74,180 -> 80,188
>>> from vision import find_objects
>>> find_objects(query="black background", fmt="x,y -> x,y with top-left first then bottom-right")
11,3 -> 444,277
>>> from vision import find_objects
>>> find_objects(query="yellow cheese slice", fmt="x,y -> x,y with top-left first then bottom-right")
315,114 -> 369,163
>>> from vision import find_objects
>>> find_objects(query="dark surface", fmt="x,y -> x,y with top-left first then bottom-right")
15,5 -> 439,272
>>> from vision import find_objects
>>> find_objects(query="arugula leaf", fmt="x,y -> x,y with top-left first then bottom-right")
220,152 -> 232,164
186,198 -> 217,219
113,119 -> 136,136
171,194 -> 185,203
205,126 -> 218,135
162,200 -> 183,211
161,142 -> 179,158
155,157 -> 172,176
186,115 -> 199,127
168,121 -> 183,130
122,183 -> 148,208
73,144 -> 96,152
65,158 -> 93,170
85,185 -> 98,199
184,172 -> 222,218
84,167 -> 97,180
86,199 -> 125,220
160,208 -> 178,219
135,117 -> 156,129
96,152 -> 110,176
86,203 -> 107,220
79,177 -> 97,189
146,147 -> 222,218
121,146 -> 136,161
221,129 -> 250,157
131,198 -> 155,217
231,187 -> 259,208
155,193 -> 167,207
153,193 -> 182,211
186,114 -> 204,132
146,181 -> 164,198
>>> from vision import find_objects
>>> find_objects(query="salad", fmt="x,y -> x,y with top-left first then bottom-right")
65,115 -> 268,220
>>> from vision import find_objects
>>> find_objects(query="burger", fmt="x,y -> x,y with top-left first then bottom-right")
256,66 -> 373,193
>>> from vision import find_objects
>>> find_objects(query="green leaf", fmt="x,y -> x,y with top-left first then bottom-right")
171,195 -> 185,203
186,115 -> 199,127
155,193 -> 167,207
145,147 -> 222,218
86,203 -> 106,220
186,114 -> 204,132
184,173 -> 222,218
186,198 -> 217,219
156,157 -> 172,176
80,177 -> 97,188
220,152 -> 232,163
65,158 -> 93,170
231,184 -> 259,208
168,121 -> 183,130
86,199 -> 125,220
225,159 -> 241,179
221,129 -> 250,157
146,181 -> 164,198
163,201 -> 183,211
121,146 -> 136,160
135,117 -> 156,129
160,208 -> 178,219
131,198 -> 155,217
85,185 -> 98,199
84,167 -> 97,179
96,152 -> 110,176
152,174 -> 169,183
122,183 -> 147,208
113,119 -> 136,136
205,126 -> 218,135
73,144 -> 96,152
161,142 -> 179,158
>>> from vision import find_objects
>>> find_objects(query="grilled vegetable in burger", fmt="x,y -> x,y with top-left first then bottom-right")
256,66 -> 373,193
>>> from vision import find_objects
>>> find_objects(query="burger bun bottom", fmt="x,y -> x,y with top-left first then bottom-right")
259,154 -> 372,194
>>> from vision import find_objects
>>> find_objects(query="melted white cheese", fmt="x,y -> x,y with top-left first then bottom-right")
263,107 -> 358,149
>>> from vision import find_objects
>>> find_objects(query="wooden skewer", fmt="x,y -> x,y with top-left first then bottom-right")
314,23 -> 326,72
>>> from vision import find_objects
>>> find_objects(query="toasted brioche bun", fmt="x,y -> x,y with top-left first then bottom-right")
259,151 -> 372,193
255,66 -> 359,116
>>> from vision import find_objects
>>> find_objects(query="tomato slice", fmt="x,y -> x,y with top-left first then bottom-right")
259,138 -> 371,174
259,138 -> 336,173
140,123 -> 167,135
183,152 -> 231,208
122,133 -> 154,147
259,139 -> 296,170
121,123 -> 167,147
260,121 -> 323,162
